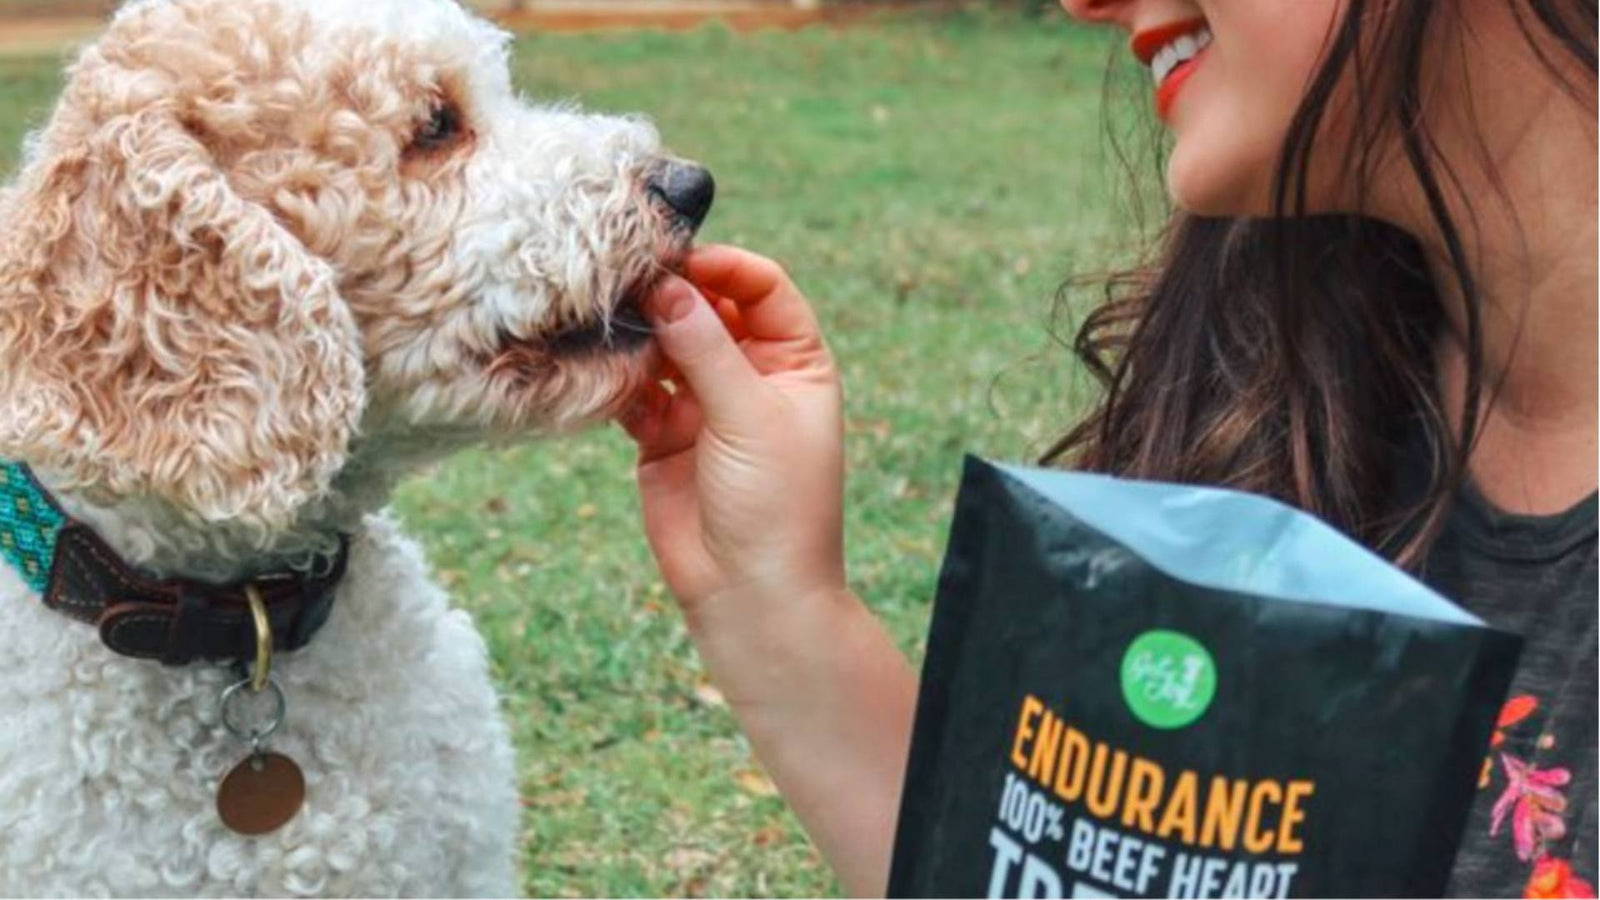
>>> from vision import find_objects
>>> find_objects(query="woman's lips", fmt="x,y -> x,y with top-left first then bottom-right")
1130,17 -> 1207,64
1131,17 -> 1211,122
1155,50 -> 1206,120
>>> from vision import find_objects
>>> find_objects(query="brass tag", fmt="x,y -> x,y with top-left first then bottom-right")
217,752 -> 305,835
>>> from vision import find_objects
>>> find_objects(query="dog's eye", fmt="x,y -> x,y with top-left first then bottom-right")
411,102 -> 464,152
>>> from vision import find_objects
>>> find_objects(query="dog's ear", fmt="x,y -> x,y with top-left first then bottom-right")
0,104 -> 365,533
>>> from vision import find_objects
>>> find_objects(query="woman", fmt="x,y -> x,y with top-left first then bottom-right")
620,0 -> 1597,895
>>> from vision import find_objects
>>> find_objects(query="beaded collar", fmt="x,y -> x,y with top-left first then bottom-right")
0,460 -> 65,594
0,459 -> 348,666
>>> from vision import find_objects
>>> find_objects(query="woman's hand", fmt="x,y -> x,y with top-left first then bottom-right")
622,245 -> 848,646
620,246 -> 918,897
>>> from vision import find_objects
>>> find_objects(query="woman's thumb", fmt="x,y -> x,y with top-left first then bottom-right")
645,275 -> 762,424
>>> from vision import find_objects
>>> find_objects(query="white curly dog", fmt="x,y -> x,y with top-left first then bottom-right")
0,0 -> 712,894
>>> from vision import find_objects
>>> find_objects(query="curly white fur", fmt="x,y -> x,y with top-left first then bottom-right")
0,0 -> 694,894
0,517 -> 520,897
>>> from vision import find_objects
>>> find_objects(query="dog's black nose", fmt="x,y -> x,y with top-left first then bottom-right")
649,162 -> 715,231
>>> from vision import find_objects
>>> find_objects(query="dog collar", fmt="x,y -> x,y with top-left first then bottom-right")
0,460 -> 348,666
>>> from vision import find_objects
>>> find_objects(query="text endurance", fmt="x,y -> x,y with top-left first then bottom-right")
985,694 -> 1317,898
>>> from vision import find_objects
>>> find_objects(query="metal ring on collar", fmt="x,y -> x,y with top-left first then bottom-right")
220,676 -> 286,745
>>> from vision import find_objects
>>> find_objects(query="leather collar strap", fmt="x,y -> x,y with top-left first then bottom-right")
0,461 -> 348,666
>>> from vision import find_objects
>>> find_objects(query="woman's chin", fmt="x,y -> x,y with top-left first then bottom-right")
1164,139 -> 1276,218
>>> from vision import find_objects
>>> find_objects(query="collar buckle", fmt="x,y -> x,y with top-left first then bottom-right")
48,520 -> 348,666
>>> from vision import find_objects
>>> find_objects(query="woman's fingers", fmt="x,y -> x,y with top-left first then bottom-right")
626,245 -> 847,619
711,293 -> 750,343
685,245 -> 821,342
643,275 -> 766,428
624,381 -> 706,466
633,446 -> 712,595
618,380 -> 666,443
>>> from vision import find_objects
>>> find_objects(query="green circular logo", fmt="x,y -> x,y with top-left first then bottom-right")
1120,630 -> 1216,729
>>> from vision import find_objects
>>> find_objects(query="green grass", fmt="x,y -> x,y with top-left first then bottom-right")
0,13 -> 1144,896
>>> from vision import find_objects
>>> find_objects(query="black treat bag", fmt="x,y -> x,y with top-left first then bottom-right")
888,457 -> 1522,899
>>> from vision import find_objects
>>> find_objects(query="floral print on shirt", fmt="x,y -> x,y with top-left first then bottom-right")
1480,695 -> 1597,899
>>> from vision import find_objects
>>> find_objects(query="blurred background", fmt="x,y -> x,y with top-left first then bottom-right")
0,0 -> 1062,28
0,2 -> 1157,895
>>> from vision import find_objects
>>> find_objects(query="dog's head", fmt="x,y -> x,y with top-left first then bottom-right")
0,0 -> 706,535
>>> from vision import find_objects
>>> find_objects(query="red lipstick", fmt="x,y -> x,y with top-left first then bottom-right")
1130,17 -> 1210,121
1130,17 -> 1207,65
1154,55 -> 1202,120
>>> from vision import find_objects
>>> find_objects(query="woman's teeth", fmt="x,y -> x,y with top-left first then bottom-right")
1150,27 -> 1212,85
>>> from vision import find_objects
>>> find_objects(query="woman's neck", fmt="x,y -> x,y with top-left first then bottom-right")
1404,7 -> 1598,515
1430,172 -> 1596,514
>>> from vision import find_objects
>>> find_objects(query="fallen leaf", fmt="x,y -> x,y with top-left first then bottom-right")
665,848 -> 716,874
693,682 -> 727,709
522,788 -> 588,809
735,769 -> 778,797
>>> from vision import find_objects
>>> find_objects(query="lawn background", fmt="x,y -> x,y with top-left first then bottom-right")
0,12 -> 1157,896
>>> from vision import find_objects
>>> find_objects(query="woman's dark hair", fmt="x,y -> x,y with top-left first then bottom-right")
1044,0 -> 1597,564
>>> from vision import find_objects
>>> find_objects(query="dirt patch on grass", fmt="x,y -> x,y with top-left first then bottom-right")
0,17 -> 104,55
0,2 -> 958,55
499,1 -> 950,33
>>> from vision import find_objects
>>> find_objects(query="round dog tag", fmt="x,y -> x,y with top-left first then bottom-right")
217,752 -> 305,835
